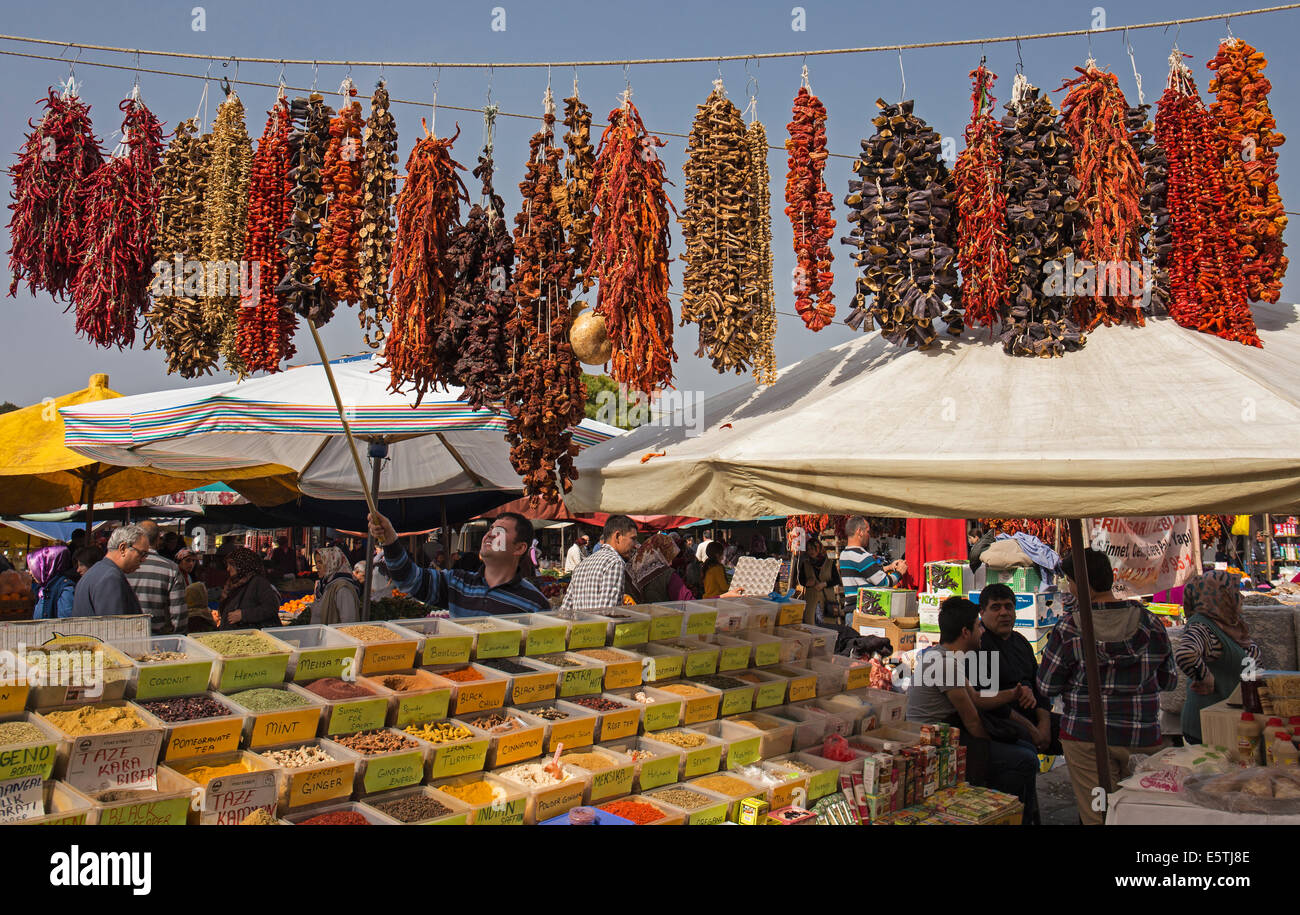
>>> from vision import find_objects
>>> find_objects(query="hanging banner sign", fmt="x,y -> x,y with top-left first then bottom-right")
1086,516 -> 1201,598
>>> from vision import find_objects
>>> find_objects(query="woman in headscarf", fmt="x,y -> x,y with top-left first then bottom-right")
627,533 -> 693,603
684,539 -> 712,598
310,546 -> 360,625
30,544 -> 77,619
217,546 -> 282,628
1177,569 -> 1260,743
174,548 -> 199,588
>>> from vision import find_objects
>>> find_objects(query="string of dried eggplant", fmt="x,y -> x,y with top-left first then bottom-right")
681,83 -> 761,374
507,102 -> 585,503
357,82 -> 398,347
998,75 -> 1086,357
71,94 -> 163,349
1207,38 -> 1287,304
843,98 -> 961,348
202,92 -> 252,376
561,94 -> 597,293
747,119 -> 777,386
785,85 -> 835,331
1058,65 -> 1147,329
145,119 -> 220,377
1155,54 -> 1259,346
382,123 -> 468,402
1130,100 -> 1171,315
237,95 -> 296,373
277,93 -> 335,325
7,87 -> 104,301
952,64 -> 1011,330
589,99 -> 677,396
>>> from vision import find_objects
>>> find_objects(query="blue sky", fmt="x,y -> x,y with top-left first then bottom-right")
1,0 -> 1295,406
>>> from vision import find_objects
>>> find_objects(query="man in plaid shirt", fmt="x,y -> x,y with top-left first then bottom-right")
561,515 -> 639,613
1037,548 -> 1177,825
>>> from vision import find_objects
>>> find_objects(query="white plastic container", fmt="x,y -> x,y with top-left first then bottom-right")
322,727 -> 428,796
597,793 -> 686,825
779,623 -> 837,657
409,718 -> 492,780
653,680 -> 724,725
428,771 -> 528,824
773,626 -> 815,663
687,770 -> 773,818
817,691 -> 881,733
492,761 -> 592,824
636,604 -> 686,642
450,616 -> 526,660
12,780 -> 97,825
525,652 -> 607,699
789,698 -> 855,737
38,700 -> 168,781
732,630 -> 785,668
606,685 -> 684,734
730,597 -> 781,633
87,765 -> 195,825
569,646 -> 645,691
685,719 -> 766,770
581,606 -> 652,648
358,784 -> 473,824
462,710 -> 546,769
258,737 -> 357,809
680,634 -> 752,673
513,700 -> 600,754
623,642 -> 687,684
387,617 -> 476,667
224,683 -> 327,750
288,677 -> 393,738
560,693 -> 644,743
331,622 -> 420,676
723,712 -> 797,759
560,745 -> 636,803
657,600 -> 721,638
134,690 -> 248,763
422,662 -> 512,716
164,749 -> 277,825
191,629 -> 293,693
22,637 -> 135,707
802,657 -> 850,696
358,668 -> 455,730
496,612 -> 573,657
643,782 -> 732,825
765,664 -> 820,703
769,751 -> 845,801
599,736 -> 686,793
687,673 -> 756,717
0,711 -> 61,782
274,625 -> 362,684
121,635 -> 219,700
730,667 -> 791,710
772,703 -> 841,747
641,727 -> 729,779
547,608 -> 614,650
708,600 -> 751,634
471,655 -> 560,707
652,638 -> 721,678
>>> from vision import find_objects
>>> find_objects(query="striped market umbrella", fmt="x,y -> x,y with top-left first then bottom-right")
60,355 -> 620,502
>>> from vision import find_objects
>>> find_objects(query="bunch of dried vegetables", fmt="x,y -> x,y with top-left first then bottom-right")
357,82 -> 398,348
952,64 -> 1010,330
784,85 -> 835,330
201,92 -> 252,375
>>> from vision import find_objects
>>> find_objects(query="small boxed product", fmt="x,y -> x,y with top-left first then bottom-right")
918,591 -> 946,632
856,588 -> 918,619
738,794 -> 770,825
967,590 -> 1059,628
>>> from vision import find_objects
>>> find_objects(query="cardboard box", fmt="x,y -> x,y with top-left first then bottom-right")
925,561 -> 974,595
915,631 -> 941,652
852,612 -> 918,653
857,588 -> 918,619
984,566 -> 1042,591
967,590 -> 1060,628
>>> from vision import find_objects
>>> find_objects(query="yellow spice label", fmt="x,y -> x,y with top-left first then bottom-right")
587,764 -> 634,802
248,708 -> 319,749
164,717 -> 243,761
454,680 -> 508,714
720,690 -> 753,717
493,728 -> 544,766
786,677 -> 816,702
683,696 -> 720,724
533,782 -> 584,822
683,652 -> 719,678
546,718 -> 594,752
0,685 -> 30,716
599,708 -> 641,742
422,636 -> 473,667
845,666 -> 872,691
430,738 -> 489,778
755,682 -> 786,708
565,623 -> 607,650
602,661 -> 642,691
288,761 -> 352,807
637,755 -> 679,791
778,603 -> 805,627
394,689 -> 451,730
726,736 -> 762,769
358,642 -> 417,676
510,673 -> 557,706
525,628 -> 566,656
684,745 -> 723,778
472,795 -> 525,825
643,702 -> 680,732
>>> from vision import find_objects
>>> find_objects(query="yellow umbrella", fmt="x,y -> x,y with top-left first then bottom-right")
0,374 -> 287,525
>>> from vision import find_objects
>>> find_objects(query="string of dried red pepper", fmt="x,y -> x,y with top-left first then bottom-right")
70,94 -> 163,349
1058,65 -> 1147,329
382,122 -> 468,403
237,95 -> 296,373
953,64 -> 1011,330
506,101 -> 586,503
1207,39 -> 1288,304
589,99 -> 677,396
784,85 -> 835,331
1155,52 -> 1259,347
313,96 -> 364,305
7,87 -> 104,301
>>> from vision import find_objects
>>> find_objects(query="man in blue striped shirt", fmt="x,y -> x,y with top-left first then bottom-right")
368,510 -> 550,618
838,516 -> 907,617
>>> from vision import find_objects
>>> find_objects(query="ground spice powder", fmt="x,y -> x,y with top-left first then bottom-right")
44,705 -> 149,735
304,677 -> 375,700
183,760 -> 255,785
439,780 -> 504,805
240,808 -> 278,825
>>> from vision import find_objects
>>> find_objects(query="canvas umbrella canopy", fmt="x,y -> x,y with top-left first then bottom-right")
0,374 -> 280,528
568,304 -> 1300,518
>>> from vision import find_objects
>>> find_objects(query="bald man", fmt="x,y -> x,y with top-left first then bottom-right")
126,520 -> 188,634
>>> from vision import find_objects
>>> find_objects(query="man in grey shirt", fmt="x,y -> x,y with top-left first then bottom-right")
71,524 -> 149,618
127,520 -> 187,634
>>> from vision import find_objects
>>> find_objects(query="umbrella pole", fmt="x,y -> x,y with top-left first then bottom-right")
1066,518 -> 1113,806
83,474 -> 97,539
441,498 -> 452,568
360,441 -> 388,621
305,319 -> 377,516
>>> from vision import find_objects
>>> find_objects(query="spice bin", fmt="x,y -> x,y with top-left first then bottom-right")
283,800 -> 402,825
848,687 -> 908,726
644,782 -> 732,825
467,710 -> 547,768
600,736 -> 686,793
571,646 -> 644,690
359,669 -> 453,729
758,758 -> 813,809
122,636 -> 219,700
13,780 -> 97,825
680,634 -> 752,672
606,685 -> 683,733
562,746 -> 636,803
496,613 -> 572,656
429,771 -> 527,824
470,656 -> 559,706
388,617 -> 475,667
38,700 -> 167,782
165,749 -> 277,825
288,677 -> 392,737
687,771 -> 771,819
598,795 -> 686,825
687,673 -> 756,716
775,599 -> 807,627
771,704 -> 839,748
224,684 -> 327,749
789,699 -> 855,737
685,719 -> 764,769
654,680 -> 723,724
423,662 -> 511,715
333,623 -> 419,676
824,654 -> 875,692
526,652 -> 606,698
260,738 -> 357,809
275,625 -> 362,683
733,630 -> 785,668
729,597 -> 780,632
637,604 -> 685,642
773,626 -> 815,663
24,638 -> 135,707
513,700 -> 598,753
410,718 -> 491,780
657,600 -> 720,637
708,600 -> 751,634
582,605 -> 652,648
322,727 -> 428,795
564,693 -> 643,742
768,752 -> 843,801
0,711 -> 61,782
138,691 -> 248,762
732,667 -> 791,709
817,692 -> 880,733
192,629 -> 294,693
548,608 -> 614,650
724,712 -> 796,758
642,727 -> 728,779
452,616 -> 526,660
804,658 -> 851,696
654,638 -> 720,678
624,642 -> 686,683
492,760 -> 591,824
359,784 -> 473,824
91,765 -> 196,825
766,664 -> 819,702
779,623 -> 837,657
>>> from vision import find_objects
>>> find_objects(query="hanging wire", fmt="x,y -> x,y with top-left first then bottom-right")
194,58 -> 213,123
430,66 -> 440,136
897,47 -> 906,102
744,56 -> 759,123
621,62 -> 631,108
220,55 -> 237,96
1124,26 -> 1146,105
1015,36 -> 1024,74
572,64 -> 579,98
311,60 -> 319,91
800,54 -> 810,90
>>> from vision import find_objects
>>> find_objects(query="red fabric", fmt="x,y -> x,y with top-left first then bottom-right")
902,518 -> 967,591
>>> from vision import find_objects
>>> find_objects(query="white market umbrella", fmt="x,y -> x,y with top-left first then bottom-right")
60,354 -> 621,501
568,304 -> 1300,518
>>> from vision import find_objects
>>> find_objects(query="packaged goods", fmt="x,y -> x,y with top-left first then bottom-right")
44,705 -> 148,735
299,811 -> 369,825
650,730 -> 709,749
0,722 -> 47,745
332,729 -> 420,755
137,696 -> 232,722
599,799 -> 666,823
228,688 -> 310,712
405,721 -> 473,744
440,780 -> 505,805
262,745 -> 335,769
338,625 -> 399,643
193,632 -> 283,657
240,809 -> 277,825
500,762 -> 580,787
653,787 -> 715,810
304,678 -> 375,700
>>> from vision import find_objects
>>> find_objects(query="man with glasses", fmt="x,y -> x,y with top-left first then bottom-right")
71,523 -> 149,618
